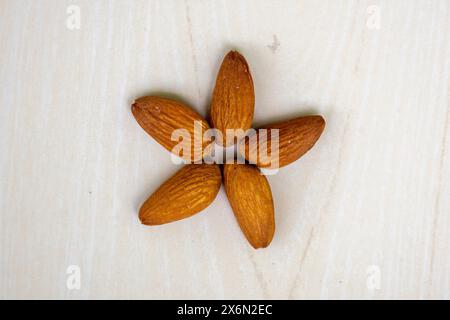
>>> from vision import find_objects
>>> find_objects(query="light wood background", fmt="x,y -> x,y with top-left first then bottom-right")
0,0 -> 449,299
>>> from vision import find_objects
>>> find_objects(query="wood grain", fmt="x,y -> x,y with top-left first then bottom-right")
0,0 -> 449,299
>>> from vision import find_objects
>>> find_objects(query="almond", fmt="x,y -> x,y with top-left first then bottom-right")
132,96 -> 211,162
139,164 -> 222,225
210,51 -> 255,146
239,115 -> 325,168
223,164 -> 275,249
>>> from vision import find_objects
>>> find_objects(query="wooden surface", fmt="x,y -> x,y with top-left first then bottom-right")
0,0 -> 449,299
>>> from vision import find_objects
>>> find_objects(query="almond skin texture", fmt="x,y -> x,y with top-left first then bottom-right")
223,164 -> 275,249
210,51 -> 255,146
239,116 -> 325,169
132,96 -> 211,162
139,164 -> 222,225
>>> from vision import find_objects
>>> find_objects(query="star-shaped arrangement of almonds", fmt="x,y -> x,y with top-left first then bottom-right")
132,51 -> 325,249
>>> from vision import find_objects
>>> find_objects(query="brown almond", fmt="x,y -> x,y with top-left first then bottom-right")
210,51 -> 255,146
223,164 -> 275,249
239,116 -> 325,168
132,96 -> 211,162
139,164 -> 222,225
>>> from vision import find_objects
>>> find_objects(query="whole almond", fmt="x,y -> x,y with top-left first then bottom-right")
132,96 -> 211,162
239,115 -> 325,168
139,164 -> 222,225
223,164 -> 275,249
210,51 -> 255,146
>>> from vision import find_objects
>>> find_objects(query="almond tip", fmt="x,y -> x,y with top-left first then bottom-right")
251,241 -> 271,249
226,50 -> 244,60
317,115 -> 326,131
